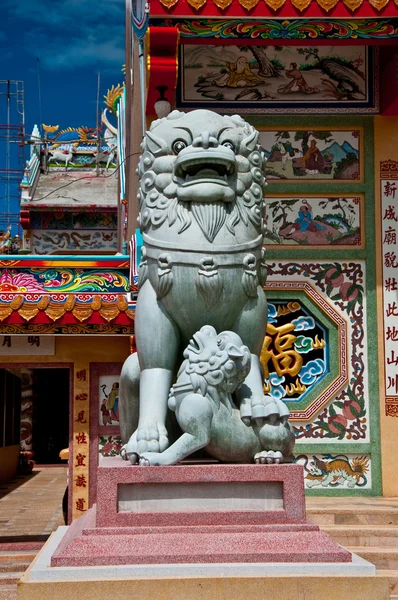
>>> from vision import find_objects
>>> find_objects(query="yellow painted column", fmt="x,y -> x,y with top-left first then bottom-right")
375,116 -> 398,496
71,362 -> 90,520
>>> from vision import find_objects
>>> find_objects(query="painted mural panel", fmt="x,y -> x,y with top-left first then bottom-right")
295,454 -> 371,489
264,196 -> 363,248
30,212 -> 117,230
381,175 -> 398,417
32,230 -> 117,254
98,375 -> 120,426
259,129 -> 361,181
180,45 -> 376,112
264,260 -> 369,443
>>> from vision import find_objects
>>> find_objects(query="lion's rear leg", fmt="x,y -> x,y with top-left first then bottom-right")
119,352 -> 140,447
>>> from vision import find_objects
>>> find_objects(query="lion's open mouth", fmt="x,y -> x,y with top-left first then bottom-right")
187,333 -> 203,354
174,155 -> 236,188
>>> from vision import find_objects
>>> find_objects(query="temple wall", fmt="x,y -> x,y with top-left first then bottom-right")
374,116 -> 398,496
0,336 -> 130,520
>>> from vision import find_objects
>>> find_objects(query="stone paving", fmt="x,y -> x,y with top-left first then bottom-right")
0,467 -> 66,538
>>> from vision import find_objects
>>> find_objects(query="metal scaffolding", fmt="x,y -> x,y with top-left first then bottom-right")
0,80 -> 25,232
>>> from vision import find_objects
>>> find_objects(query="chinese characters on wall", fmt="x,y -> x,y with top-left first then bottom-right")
0,336 -> 54,355
381,174 -> 398,416
72,364 -> 90,520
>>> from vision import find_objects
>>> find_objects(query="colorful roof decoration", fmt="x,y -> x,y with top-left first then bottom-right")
0,256 -> 135,335
152,0 -> 398,17
170,18 -> 398,40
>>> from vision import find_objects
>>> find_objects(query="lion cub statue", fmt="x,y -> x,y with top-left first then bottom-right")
129,326 -> 294,466
119,109 -> 295,465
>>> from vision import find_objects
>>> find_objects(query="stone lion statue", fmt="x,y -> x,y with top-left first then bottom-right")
119,109 -> 294,464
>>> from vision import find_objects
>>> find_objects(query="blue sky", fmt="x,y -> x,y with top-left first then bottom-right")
0,0 -> 125,230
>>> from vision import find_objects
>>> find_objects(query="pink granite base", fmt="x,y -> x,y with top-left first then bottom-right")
52,461 -> 351,567
96,459 -> 306,527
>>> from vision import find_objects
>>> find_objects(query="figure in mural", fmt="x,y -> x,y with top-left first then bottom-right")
281,200 -> 326,238
301,139 -> 325,174
101,399 -> 112,426
213,57 -> 265,88
273,141 -> 303,172
101,382 -> 119,423
277,63 -> 320,95
119,109 -> 294,466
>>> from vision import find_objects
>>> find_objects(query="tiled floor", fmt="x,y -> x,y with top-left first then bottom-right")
0,467 -> 66,538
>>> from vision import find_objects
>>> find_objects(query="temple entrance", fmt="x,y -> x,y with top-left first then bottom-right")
31,368 -> 70,465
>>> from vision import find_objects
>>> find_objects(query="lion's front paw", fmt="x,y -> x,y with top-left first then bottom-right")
131,452 -> 165,466
123,451 -> 152,466
254,450 -> 283,464
136,422 -> 169,454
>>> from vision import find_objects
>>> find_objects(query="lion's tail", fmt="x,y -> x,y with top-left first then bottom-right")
351,455 -> 369,477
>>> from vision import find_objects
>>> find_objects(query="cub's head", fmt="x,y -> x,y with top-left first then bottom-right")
137,110 -> 267,242
182,325 -> 251,398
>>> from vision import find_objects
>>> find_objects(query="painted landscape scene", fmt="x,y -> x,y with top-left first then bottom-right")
264,196 -> 362,247
259,129 -> 360,181
181,45 -> 370,109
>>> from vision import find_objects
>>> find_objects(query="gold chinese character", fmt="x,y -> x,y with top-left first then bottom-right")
261,323 -> 302,379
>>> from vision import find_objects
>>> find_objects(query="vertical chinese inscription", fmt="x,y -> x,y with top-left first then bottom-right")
72,364 -> 90,520
381,168 -> 398,416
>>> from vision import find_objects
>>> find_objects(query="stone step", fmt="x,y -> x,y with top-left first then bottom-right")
308,509 -> 398,526
0,573 -> 22,587
323,526 -> 398,548
348,548 -> 398,570
0,552 -> 37,564
0,562 -> 31,574
0,586 -> 17,600
377,570 -> 398,595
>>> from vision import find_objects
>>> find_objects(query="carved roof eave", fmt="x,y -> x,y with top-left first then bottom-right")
0,293 -> 135,326
0,256 -> 134,334
150,0 -> 398,18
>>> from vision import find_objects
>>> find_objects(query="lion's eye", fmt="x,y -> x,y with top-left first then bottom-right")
217,339 -> 222,346
222,141 -> 235,152
172,140 -> 187,154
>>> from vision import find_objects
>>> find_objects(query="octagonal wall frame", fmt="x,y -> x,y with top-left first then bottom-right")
264,284 -> 348,421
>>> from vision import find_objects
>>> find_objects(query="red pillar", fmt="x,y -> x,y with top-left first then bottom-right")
380,47 -> 398,116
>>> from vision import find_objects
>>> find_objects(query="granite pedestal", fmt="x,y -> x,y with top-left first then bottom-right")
18,458 -> 389,600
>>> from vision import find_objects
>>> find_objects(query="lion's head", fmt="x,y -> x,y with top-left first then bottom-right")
181,325 -> 251,403
137,110 -> 267,243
